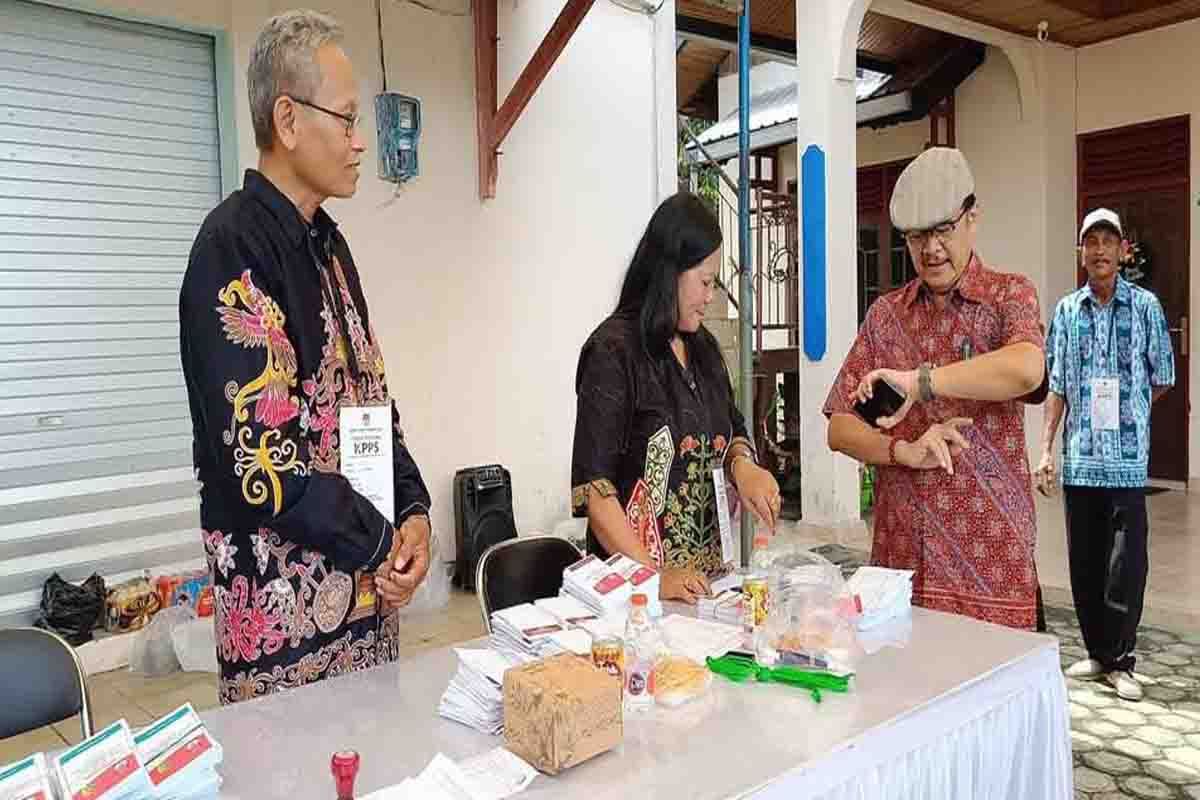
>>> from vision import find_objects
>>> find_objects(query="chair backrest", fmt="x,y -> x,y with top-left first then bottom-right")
0,627 -> 92,741
476,536 -> 583,632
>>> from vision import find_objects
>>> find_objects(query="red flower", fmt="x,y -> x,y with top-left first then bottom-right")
713,435 -> 728,453
680,435 -> 698,455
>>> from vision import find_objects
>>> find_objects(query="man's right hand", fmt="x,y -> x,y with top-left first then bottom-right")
660,567 -> 710,605
1035,451 -> 1057,497
894,418 -> 973,474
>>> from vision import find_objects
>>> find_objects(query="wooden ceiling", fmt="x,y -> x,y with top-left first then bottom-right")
904,0 -> 1200,46
675,6 -> 963,119
677,0 -> 1200,48
677,0 -> 1200,118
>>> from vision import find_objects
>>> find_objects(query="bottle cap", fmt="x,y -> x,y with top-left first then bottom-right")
631,593 -> 648,607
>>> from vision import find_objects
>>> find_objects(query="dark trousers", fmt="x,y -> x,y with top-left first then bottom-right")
1064,486 -> 1149,672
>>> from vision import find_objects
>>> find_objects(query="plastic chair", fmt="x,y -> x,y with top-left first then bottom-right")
475,535 -> 583,632
0,627 -> 93,741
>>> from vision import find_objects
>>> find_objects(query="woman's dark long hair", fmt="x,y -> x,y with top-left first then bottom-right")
617,192 -> 726,377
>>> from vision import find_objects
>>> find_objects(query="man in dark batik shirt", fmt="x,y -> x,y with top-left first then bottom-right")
180,11 -> 431,704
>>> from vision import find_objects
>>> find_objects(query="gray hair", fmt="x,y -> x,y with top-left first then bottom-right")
247,10 -> 344,149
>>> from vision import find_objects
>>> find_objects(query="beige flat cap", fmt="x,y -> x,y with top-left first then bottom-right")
889,147 -> 975,231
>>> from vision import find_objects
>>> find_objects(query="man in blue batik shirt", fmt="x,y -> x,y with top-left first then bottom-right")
1036,208 -> 1175,702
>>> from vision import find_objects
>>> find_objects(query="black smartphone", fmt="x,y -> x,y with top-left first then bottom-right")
853,379 -> 907,428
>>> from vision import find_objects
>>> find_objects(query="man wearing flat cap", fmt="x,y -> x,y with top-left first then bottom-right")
1034,208 -> 1174,700
824,147 -> 1047,630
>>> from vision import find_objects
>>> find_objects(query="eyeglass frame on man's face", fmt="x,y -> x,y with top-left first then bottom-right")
289,96 -> 359,138
902,196 -> 976,248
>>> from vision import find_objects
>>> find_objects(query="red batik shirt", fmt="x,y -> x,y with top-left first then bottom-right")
824,255 -> 1045,630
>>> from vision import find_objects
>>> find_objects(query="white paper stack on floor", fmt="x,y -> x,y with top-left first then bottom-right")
846,566 -> 914,630
0,752 -> 56,800
604,554 -> 662,616
489,604 -> 591,660
561,555 -> 632,616
54,720 -> 155,800
439,648 -> 524,735
133,703 -> 224,800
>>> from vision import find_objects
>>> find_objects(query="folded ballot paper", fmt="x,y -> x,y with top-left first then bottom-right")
360,749 -> 537,800
0,752 -> 56,800
560,555 -> 633,617
845,566 -> 914,630
604,554 -> 662,616
53,720 -> 155,800
488,604 -> 592,661
133,704 -> 223,800
438,648 -> 527,735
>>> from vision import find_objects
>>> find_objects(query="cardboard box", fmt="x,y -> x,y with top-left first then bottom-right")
503,653 -> 622,775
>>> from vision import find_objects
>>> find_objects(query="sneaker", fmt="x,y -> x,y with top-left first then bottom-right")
1064,658 -> 1105,680
1107,670 -> 1144,701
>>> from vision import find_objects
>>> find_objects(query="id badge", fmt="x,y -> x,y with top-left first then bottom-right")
712,468 -> 736,566
339,402 -> 394,524
1090,378 -> 1119,432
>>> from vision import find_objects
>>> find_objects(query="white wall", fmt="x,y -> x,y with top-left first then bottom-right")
1076,18 -> 1200,480
857,119 -> 926,167
74,0 -> 668,554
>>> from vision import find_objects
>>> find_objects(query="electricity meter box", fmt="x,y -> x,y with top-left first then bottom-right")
375,92 -> 421,183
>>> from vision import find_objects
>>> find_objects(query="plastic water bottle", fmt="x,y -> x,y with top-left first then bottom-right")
750,532 -> 774,573
623,593 -> 659,713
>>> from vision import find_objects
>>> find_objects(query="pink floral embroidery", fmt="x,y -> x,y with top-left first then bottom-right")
680,435 -> 698,455
203,530 -> 238,579
215,575 -> 291,664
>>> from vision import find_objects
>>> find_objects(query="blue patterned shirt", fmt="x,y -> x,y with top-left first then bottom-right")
1047,277 -> 1175,488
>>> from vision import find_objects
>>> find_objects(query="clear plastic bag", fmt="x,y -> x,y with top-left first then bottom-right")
755,549 -> 863,675
395,529 -> 452,619
170,615 -> 219,673
129,606 -> 193,677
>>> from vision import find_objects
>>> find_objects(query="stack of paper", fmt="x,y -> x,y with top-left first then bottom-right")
438,648 -> 523,735
533,595 -> 599,627
604,554 -> 662,615
0,753 -> 56,800
561,555 -> 633,616
54,720 -> 156,800
657,614 -> 746,664
697,589 -> 745,627
845,566 -> 914,630
134,704 -> 223,800
361,749 -> 537,800
489,604 -> 592,661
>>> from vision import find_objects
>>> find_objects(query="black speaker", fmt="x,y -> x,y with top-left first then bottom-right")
453,464 -> 517,591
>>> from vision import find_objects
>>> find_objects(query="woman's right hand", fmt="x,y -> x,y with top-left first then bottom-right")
660,567 -> 710,604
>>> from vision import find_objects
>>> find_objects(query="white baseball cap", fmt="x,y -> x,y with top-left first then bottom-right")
1078,208 -> 1123,245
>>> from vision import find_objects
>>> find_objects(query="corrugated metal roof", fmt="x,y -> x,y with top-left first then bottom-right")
695,69 -> 892,146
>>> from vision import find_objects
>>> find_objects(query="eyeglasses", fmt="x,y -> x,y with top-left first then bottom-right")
902,200 -> 974,247
290,96 -> 359,138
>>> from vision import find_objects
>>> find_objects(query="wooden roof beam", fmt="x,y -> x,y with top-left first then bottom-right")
475,0 -> 597,199
676,15 -> 897,74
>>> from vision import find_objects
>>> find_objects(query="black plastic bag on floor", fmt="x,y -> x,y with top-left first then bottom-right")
34,573 -> 106,646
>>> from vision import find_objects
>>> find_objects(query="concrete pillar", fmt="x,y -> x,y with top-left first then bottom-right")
794,0 -> 869,530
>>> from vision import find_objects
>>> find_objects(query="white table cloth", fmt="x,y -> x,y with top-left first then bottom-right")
202,607 -> 1072,799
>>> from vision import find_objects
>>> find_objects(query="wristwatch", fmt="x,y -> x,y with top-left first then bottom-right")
917,363 -> 934,403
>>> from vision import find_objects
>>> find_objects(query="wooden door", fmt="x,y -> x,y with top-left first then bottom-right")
1079,117 -> 1190,483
